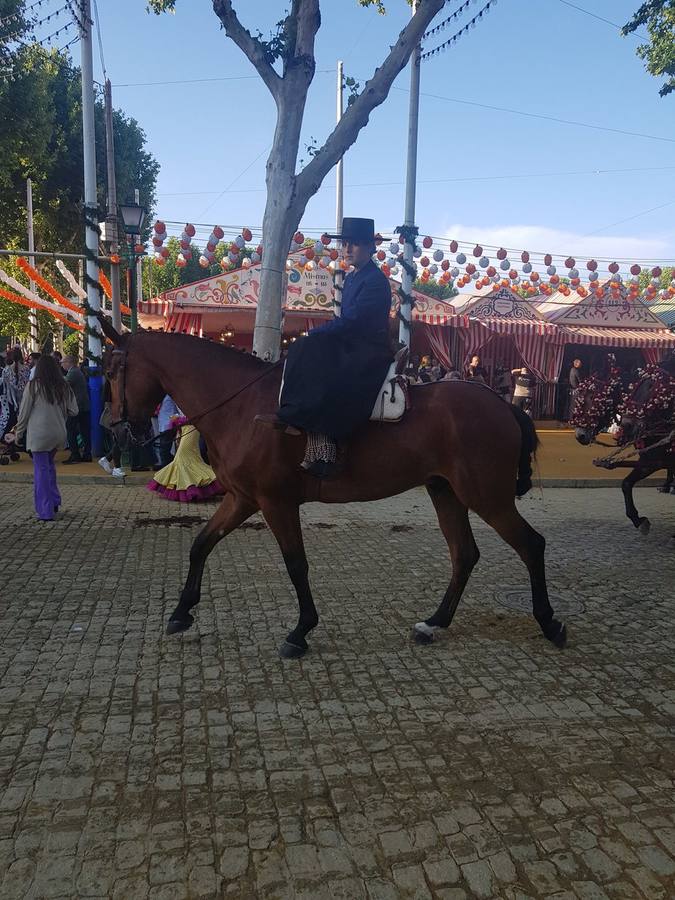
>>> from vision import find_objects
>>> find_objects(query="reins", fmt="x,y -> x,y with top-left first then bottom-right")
110,346 -> 283,447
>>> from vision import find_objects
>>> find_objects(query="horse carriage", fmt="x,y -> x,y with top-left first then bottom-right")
571,354 -> 675,535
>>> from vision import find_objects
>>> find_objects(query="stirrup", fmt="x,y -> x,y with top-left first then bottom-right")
254,414 -> 302,436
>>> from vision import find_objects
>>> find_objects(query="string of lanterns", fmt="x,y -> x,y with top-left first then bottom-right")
147,219 -> 675,307
421,0 -> 495,61
424,0 -> 475,38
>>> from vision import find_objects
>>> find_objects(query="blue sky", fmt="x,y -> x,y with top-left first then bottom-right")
92,0 -> 675,263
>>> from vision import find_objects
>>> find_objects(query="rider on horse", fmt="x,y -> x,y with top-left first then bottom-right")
256,217 -> 393,478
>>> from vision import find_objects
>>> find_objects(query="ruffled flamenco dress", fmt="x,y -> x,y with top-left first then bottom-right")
147,425 -> 224,502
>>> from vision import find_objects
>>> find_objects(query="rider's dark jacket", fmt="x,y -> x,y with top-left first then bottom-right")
278,259 -> 393,440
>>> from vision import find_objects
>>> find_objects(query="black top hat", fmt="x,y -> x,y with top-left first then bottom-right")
327,217 -> 389,244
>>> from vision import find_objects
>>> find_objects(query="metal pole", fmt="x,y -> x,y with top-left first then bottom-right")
79,0 -> 103,455
133,187 -> 142,329
333,60 -> 345,318
104,79 -> 122,331
398,0 -> 421,348
0,249 -> 114,261
26,179 -> 39,352
335,61 -> 344,230
129,258 -> 138,333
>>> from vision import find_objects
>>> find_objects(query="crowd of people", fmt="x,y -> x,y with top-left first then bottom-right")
403,353 -> 538,412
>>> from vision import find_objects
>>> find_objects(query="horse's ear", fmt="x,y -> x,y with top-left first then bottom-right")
96,311 -> 123,346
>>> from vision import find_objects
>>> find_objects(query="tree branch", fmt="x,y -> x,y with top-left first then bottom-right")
212,0 -> 282,99
295,0 -> 444,198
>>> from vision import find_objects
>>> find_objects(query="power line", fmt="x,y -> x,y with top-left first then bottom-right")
112,68 -> 334,89
582,198 -> 675,238
404,87 -> 675,145
92,0 -> 106,80
422,0 -> 494,60
555,0 -> 648,40
197,146 -> 271,219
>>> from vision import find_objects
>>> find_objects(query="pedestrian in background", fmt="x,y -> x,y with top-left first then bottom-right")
0,348 -> 30,440
28,352 -> 41,381
62,355 -> 91,463
15,355 -> 78,521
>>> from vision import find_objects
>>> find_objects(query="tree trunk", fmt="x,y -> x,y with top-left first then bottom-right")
253,93 -> 306,361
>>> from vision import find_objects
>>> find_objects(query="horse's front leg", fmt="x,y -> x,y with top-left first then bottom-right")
260,500 -> 318,659
621,465 -> 660,535
167,492 -> 257,635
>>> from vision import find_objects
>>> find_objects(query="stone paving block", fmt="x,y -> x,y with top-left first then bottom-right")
0,484 -> 674,897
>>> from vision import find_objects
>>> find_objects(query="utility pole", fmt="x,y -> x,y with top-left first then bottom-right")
104,79 -> 122,331
333,60 -> 344,318
134,188 -> 143,313
79,0 -> 103,455
398,0 -> 421,348
26,179 -> 39,352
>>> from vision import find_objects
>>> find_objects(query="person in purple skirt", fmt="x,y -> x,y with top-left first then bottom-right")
14,356 -> 78,522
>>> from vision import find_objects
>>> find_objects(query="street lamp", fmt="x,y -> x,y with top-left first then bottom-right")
119,202 -> 147,332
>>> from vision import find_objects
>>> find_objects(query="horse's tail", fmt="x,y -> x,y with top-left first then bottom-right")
511,405 -> 539,497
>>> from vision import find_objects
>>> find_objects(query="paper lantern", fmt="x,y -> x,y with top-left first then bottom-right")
159,246 -> 170,258
250,252 -> 261,264
547,265 -> 556,276
314,241 -> 323,255
185,223 -> 196,237
179,239 -> 190,251
242,257 -> 252,268
430,264 -> 438,275
432,250 -> 443,262
423,236 -> 433,248
376,250 -> 386,261
521,251 -> 530,263
450,267 -> 459,278
466,263 -> 476,275
497,247 -> 507,260
389,242 -> 399,255
630,264 -> 641,276
420,256 -> 430,267
449,240 -> 458,253
586,259 -> 597,271
522,262 -> 532,273
565,257 -> 575,269
154,220 -> 166,234
304,248 -> 315,260
414,248 -> 422,259
544,254 -> 552,266
206,241 -> 217,253
381,263 -> 391,277
589,271 -> 598,282
456,253 -> 466,264
472,245 -> 482,257
152,236 -> 163,248
531,272 -> 540,282
199,255 -> 209,267
569,268 -> 579,279
294,231 -> 304,244
509,269 -> 518,280
441,259 -> 450,271
176,255 -> 186,268
499,259 -> 510,271
479,256 -> 489,268
305,260 -> 315,271
154,255 -> 165,266
486,266 -> 496,277
321,233 -> 331,245
375,233 -> 383,246
550,274 -> 560,285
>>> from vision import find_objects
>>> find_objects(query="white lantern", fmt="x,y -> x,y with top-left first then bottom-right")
242,257 -> 252,268
430,264 -> 438,275
450,267 -> 460,278
569,268 -> 579,279
199,255 -> 209,268
589,271 -> 599,282
522,262 -> 532,274
414,248 -> 422,258
390,265 -> 399,275
314,241 -> 323,255
547,265 -> 556,276
499,259 -> 510,271
389,242 -> 399,254
433,249 -> 444,262
456,253 -> 466,264
479,256 -> 489,268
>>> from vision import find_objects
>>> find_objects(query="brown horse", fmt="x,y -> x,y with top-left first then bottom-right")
100,320 -> 566,656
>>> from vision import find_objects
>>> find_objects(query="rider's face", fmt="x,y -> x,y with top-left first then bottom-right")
341,240 -> 372,270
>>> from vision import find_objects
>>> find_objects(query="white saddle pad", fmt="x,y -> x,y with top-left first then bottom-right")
371,362 -> 407,422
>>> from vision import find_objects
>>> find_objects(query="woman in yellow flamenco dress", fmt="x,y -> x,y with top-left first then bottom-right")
147,417 -> 224,502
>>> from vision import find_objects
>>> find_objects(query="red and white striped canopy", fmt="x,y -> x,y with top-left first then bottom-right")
165,312 -> 203,336
139,297 -> 174,316
559,325 -> 675,348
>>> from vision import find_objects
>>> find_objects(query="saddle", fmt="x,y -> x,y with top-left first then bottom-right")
370,347 -> 411,423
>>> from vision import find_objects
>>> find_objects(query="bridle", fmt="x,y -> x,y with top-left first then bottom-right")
108,345 -> 283,447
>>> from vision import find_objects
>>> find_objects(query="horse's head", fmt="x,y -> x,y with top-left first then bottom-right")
619,364 -> 675,446
100,314 -> 166,450
570,371 -> 624,445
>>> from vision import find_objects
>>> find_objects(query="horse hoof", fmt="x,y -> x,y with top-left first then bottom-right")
279,640 -> 307,659
166,614 -> 194,635
550,622 -> 567,649
638,518 -> 651,536
412,621 -> 438,644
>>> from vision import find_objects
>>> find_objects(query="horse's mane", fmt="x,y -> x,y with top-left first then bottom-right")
134,330 -> 275,372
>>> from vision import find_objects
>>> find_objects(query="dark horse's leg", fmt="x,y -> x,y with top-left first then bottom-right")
260,501 -> 318,659
166,492 -> 257,635
413,478 -> 480,644
482,504 -> 566,648
622,464 -> 661,534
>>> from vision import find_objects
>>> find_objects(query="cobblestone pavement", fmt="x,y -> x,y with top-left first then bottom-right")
1,483 -> 674,900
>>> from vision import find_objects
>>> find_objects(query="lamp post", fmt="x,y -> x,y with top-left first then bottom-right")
119,202 -> 147,333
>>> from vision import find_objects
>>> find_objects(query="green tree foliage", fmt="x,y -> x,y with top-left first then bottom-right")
0,40 -> 159,338
413,278 -> 458,301
623,1 -> 675,96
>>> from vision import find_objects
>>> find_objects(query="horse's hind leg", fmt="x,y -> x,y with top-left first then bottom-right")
167,492 -> 257,635
260,501 -> 319,659
622,465 -> 659,534
481,504 -> 566,648
413,478 -> 480,644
